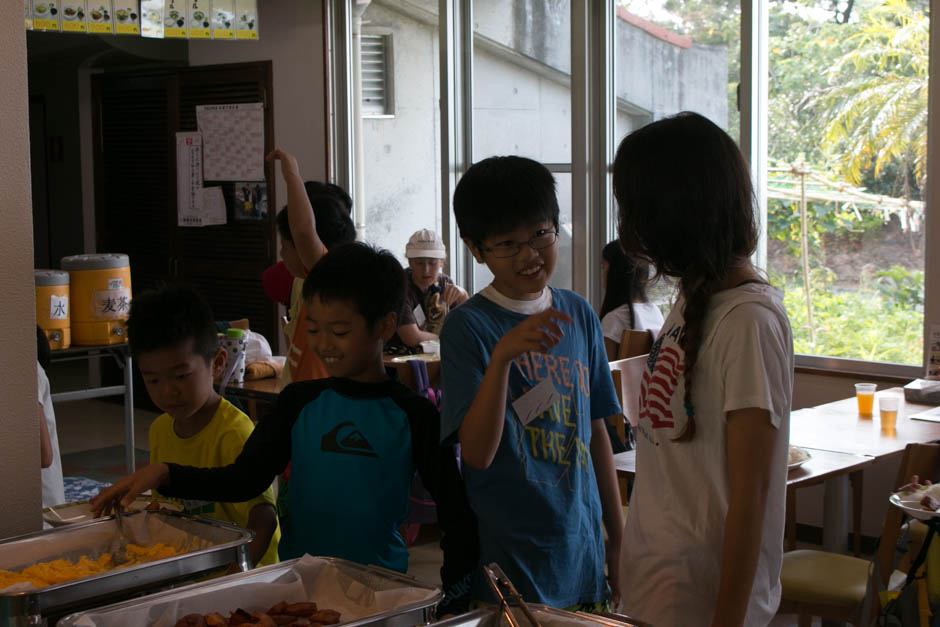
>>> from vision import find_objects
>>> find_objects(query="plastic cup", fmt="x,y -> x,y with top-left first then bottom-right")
879,394 -> 901,435
855,383 -> 876,417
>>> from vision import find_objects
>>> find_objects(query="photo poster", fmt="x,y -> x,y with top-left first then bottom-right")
235,0 -> 258,40
112,0 -> 140,34
189,0 -> 210,39
196,102 -> 265,182
60,1 -> 88,32
210,0 -> 235,40
233,181 -> 267,221
86,2 -> 115,34
140,0 -> 164,38
32,1 -> 61,31
164,0 -> 187,38
928,324 -> 940,379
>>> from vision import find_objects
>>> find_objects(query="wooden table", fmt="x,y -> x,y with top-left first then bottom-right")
790,388 -> 939,551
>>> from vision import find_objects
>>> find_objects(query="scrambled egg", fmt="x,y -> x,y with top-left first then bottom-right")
0,542 -> 180,589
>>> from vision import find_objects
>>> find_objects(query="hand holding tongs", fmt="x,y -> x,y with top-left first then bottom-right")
483,563 -> 542,627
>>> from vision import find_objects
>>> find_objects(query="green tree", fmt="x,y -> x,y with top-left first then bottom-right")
814,0 -> 929,194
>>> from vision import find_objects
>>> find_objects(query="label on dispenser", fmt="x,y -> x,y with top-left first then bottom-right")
108,278 -> 124,290
50,295 -> 69,320
93,288 -> 131,318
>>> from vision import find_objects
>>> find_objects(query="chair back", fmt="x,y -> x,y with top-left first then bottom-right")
617,329 -> 653,359
875,442 -> 940,592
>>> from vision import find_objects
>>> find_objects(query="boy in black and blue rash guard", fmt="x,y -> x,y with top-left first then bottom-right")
92,243 -> 479,614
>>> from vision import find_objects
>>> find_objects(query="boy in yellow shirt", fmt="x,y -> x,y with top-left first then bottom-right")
128,285 -> 280,567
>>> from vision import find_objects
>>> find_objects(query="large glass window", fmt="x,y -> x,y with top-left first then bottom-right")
765,0 -> 927,366
359,3 -> 443,267
613,1 -> 741,309
469,0 -> 573,292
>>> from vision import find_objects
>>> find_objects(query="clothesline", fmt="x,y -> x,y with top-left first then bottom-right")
767,165 -> 924,232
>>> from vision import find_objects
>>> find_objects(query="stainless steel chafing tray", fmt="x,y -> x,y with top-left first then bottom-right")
58,555 -> 442,627
433,606 -> 651,627
0,511 -> 253,626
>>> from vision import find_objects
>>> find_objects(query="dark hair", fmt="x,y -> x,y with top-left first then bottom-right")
302,242 -> 405,330
304,181 -> 353,214
277,195 -> 356,251
126,284 -> 218,363
36,326 -> 51,371
599,240 -> 650,326
453,156 -> 559,246
613,112 -> 758,440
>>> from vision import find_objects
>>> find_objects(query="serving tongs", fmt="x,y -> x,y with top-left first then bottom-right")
482,563 -> 542,627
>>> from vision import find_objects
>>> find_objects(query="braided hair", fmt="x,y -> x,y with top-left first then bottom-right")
600,240 -> 650,332
612,112 -> 758,440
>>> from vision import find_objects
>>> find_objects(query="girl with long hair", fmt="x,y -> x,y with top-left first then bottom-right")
599,240 -> 663,361
614,112 -> 793,627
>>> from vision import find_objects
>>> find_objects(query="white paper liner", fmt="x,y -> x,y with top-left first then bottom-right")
67,555 -> 439,627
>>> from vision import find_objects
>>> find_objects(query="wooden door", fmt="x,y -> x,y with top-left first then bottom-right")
92,62 -> 278,343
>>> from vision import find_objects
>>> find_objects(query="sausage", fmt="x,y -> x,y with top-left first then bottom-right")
173,615 -> 207,627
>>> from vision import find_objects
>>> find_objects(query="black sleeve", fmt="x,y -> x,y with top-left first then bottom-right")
162,382 -> 315,503
404,394 -> 479,614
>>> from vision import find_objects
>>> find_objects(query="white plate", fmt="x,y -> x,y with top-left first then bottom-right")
890,487 -> 940,520
42,499 -> 181,527
788,446 -> 811,471
386,353 -> 440,364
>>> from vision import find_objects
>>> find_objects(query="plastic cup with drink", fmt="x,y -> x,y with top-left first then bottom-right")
855,383 -> 876,417
879,393 -> 901,435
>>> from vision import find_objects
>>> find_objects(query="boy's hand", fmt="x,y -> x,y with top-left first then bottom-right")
493,309 -> 572,364
266,148 -> 300,180
90,463 -> 170,515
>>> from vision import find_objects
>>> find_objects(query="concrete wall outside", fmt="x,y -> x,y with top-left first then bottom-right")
0,16 -> 41,537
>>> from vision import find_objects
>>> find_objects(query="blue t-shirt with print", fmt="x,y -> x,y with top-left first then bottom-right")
440,288 -> 621,608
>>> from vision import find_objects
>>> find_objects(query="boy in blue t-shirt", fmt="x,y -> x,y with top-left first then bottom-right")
94,243 -> 478,615
441,156 -> 623,609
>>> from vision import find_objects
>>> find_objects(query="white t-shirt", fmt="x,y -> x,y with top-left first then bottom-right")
619,283 -> 793,627
38,363 -> 65,508
600,302 -> 665,343
479,284 -> 552,314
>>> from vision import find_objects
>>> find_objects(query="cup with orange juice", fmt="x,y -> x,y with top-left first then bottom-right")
855,383 -> 876,417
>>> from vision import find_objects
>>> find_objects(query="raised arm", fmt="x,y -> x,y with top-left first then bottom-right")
267,149 -> 325,270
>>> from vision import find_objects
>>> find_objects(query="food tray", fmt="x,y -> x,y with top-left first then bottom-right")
0,511 -> 253,626
433,605 -> 649,627
59,555 -> 441,627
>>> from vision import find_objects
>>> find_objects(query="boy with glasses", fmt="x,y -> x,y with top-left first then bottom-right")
440,156 -> 624,610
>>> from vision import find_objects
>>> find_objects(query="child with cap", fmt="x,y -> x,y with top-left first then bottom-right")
390,229 -> 469,346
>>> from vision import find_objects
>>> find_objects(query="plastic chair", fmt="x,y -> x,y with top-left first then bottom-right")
778,442 -> 940,626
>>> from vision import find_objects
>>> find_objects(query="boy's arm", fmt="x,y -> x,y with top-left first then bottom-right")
590,418 -> 624,607
408,399 -> 479,615
458,309 -> 572,469
267,149 -> 325,270
245,502 -> 278,566
93,388 -> 300,512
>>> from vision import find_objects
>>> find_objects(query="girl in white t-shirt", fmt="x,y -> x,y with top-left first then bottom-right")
599,240 -> 664,361
613,112 -> 793,627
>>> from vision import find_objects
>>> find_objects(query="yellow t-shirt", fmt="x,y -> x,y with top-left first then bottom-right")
149,398 -> 281,566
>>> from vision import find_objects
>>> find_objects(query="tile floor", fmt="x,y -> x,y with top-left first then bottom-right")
51,398 -> 823,625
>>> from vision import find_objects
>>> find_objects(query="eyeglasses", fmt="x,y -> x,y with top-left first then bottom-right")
481,229 -> 559,258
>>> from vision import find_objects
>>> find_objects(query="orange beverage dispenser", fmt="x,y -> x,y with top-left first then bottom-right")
34,269 -> 71,350
61,254 -> 132,346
